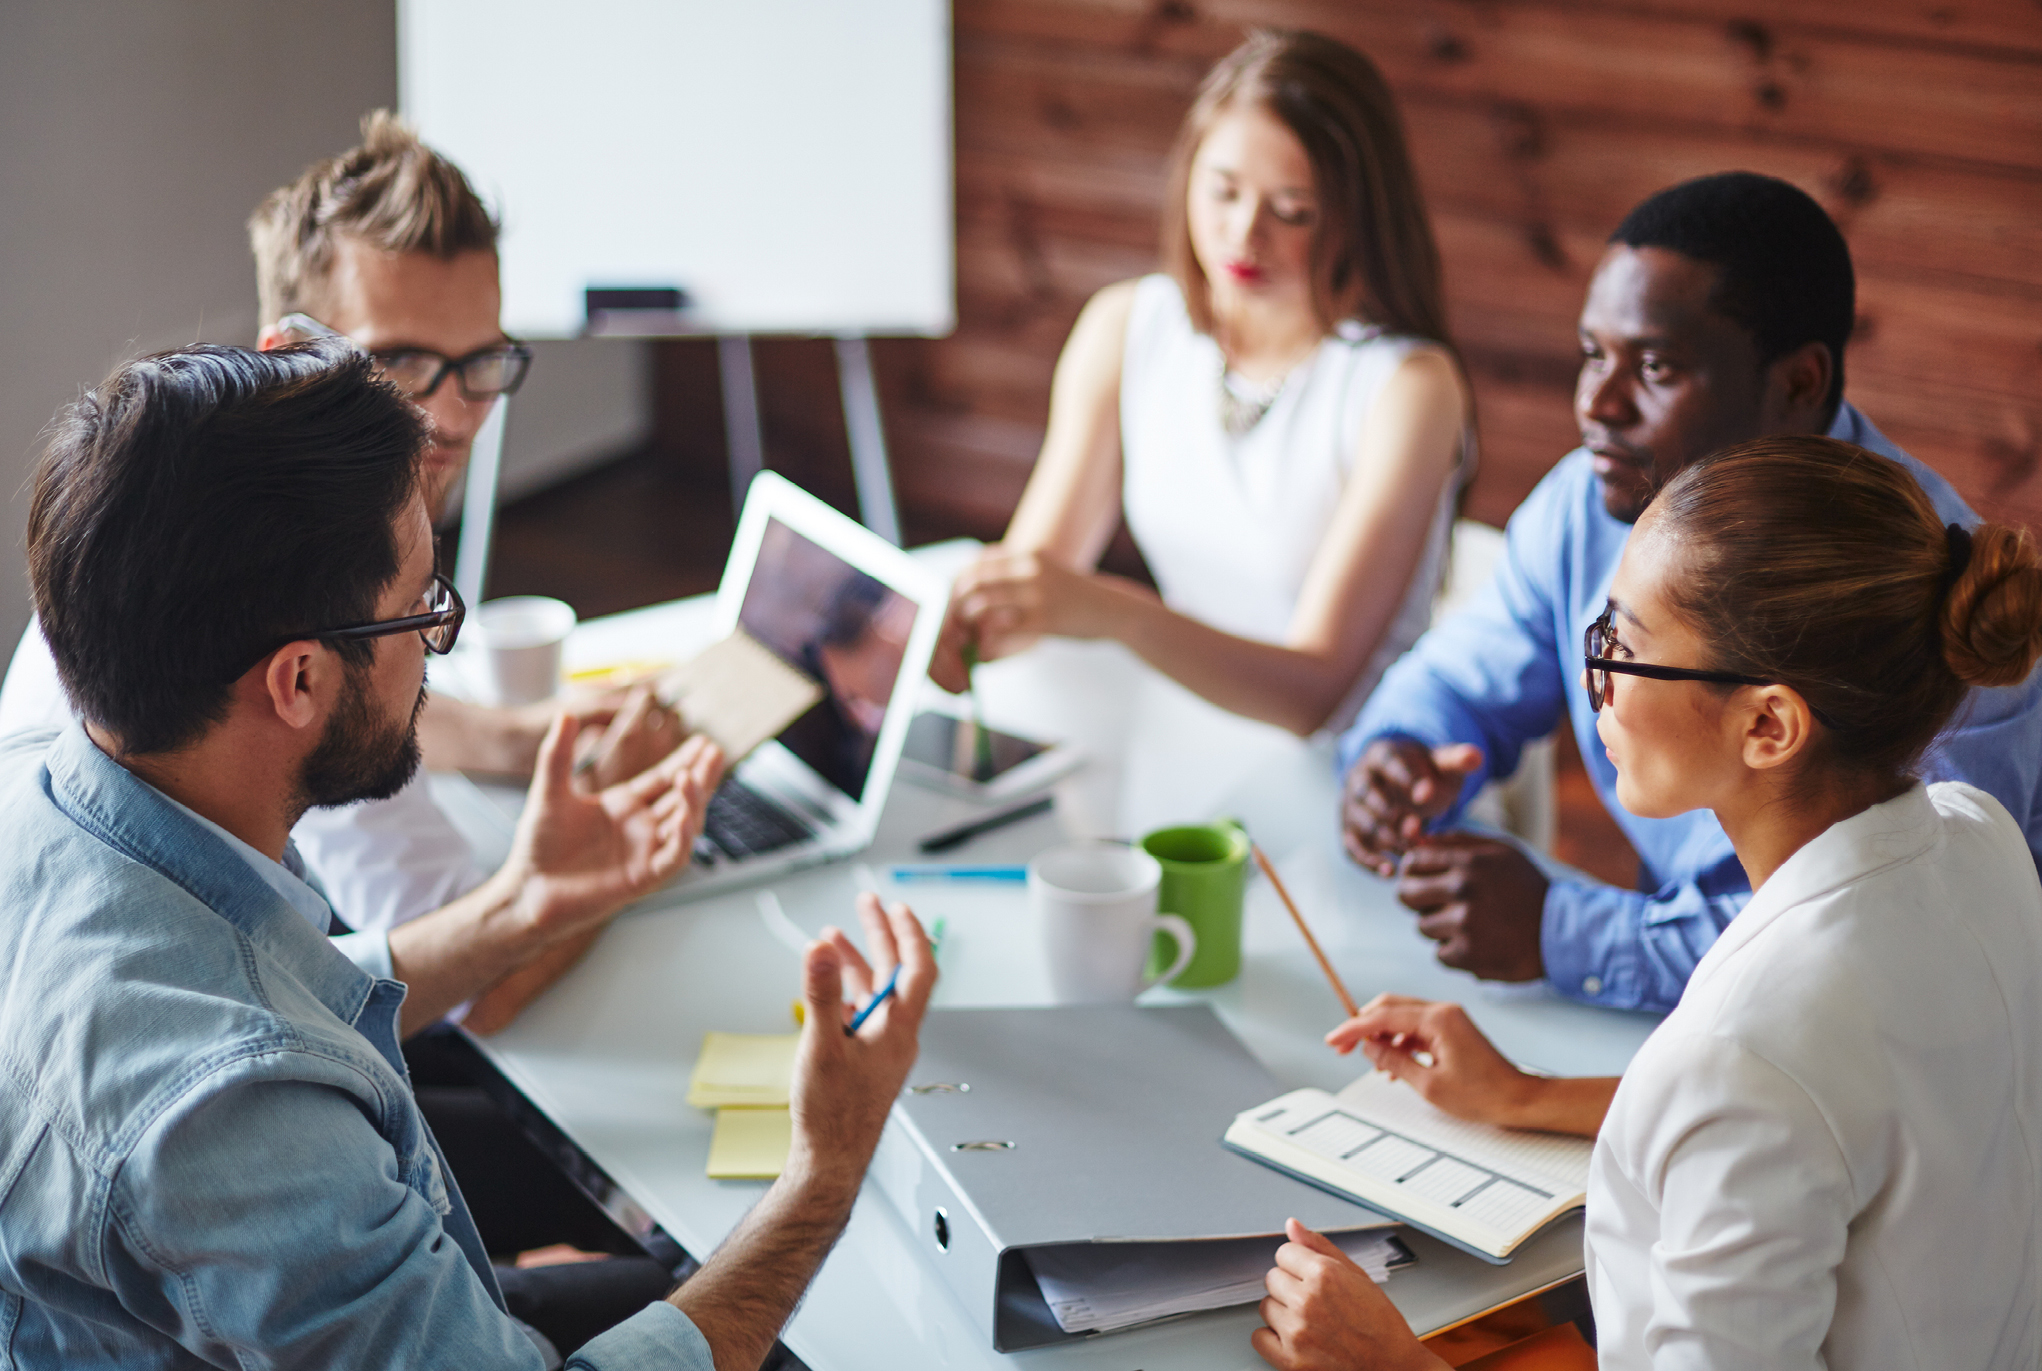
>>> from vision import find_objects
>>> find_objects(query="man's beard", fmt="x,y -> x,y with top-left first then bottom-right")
298,663 -> 426,810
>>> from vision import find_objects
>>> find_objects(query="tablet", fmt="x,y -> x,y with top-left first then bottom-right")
895,711 -> 1083,800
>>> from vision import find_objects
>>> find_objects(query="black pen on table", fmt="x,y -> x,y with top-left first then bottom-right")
915,794 -> 1054,854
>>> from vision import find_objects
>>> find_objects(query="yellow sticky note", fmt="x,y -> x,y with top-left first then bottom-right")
566,659 -> 673,686
707,1107 -> 791,1180
687,1032 -> 798,1108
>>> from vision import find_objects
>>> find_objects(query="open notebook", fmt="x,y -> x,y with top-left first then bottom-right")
1223,1072 -> 1592,1264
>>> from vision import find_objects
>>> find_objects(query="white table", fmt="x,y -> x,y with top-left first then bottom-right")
437,546 -> 1661,1369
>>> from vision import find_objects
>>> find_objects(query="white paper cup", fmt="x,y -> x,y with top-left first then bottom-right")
1030,842 -> 1197,1005
471,596 -> 577,706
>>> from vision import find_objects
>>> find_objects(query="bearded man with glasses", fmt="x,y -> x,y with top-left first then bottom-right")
0,342 -> 934,1371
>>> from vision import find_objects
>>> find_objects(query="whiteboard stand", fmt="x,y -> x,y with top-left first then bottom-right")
452,397 -> 510,611
834,334 -> 902,546
716,335 -> 766,521
714,333 -> 903,546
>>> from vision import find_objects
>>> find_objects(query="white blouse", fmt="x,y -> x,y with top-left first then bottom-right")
1118,274 -> 1466,730
1587,781 -> 2042,1369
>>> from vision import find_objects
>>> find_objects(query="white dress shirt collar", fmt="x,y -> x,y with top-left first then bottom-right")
1688,780 -> 1938,993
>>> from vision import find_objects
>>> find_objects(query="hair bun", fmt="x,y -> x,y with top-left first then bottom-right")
1942,522 -> 2042,688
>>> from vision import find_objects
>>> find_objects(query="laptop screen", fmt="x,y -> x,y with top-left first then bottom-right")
737,517 -> 917,801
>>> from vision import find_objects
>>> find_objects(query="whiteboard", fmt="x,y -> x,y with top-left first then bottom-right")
399,0 -> 954,338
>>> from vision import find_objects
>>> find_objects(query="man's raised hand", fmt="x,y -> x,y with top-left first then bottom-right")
508,714 -> 724,942
786,894 -> 938,1197
666,897 -> 936,1370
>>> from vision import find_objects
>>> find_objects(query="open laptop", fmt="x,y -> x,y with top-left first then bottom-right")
674,471 -> 945,899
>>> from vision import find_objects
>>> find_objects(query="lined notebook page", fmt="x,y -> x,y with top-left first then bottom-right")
1328,1072 -> 1591,1193
1228,1073 -> 1593,1259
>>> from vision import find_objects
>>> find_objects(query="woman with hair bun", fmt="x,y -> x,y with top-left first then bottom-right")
1253,435 -> 2042,1370
931,29 -> 1470,736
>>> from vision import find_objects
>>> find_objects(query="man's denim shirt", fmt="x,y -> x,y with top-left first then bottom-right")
0,726 -> 711,1368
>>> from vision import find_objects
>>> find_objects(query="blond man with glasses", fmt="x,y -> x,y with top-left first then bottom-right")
0,112 -> 677,983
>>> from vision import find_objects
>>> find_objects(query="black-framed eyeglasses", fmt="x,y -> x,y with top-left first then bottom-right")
274,312 -> 532,400
1582,605 -> 1842,730
366,341 -> 532,401
241,573 -> 465,678
316,571 -> 465,652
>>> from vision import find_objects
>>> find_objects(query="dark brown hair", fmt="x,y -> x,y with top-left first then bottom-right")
28,342 -> 424,755
248,110 -> 498,326
1649,435 -> 2042,780
1160,29 -> 1451,347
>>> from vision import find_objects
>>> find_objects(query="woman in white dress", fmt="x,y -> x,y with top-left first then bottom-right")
1251,435 -> 2042,1371
932,30 -> 1471,735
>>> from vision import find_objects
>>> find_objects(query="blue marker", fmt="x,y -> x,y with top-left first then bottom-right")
888,864 -> 1027,883
845,963 -> 903,1035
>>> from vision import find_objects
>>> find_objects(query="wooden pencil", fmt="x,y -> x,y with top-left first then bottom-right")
1251,843 -> 1360,1019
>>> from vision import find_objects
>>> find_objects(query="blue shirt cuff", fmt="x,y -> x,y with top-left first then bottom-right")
567,1300 -> 713,1370
1540,877 -> 1642,1008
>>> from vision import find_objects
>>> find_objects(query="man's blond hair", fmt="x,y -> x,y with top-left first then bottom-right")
248,110 -> 497,326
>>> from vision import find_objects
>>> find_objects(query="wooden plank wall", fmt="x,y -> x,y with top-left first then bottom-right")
706,0 -> 2034,544
627,2 -> 2035,887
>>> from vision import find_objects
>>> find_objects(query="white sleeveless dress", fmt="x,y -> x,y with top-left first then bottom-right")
1118,274 -> 1467,730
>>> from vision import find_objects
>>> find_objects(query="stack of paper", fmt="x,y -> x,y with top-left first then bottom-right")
689,1032 -> 799,1179
1024,1229 -> 1412,1335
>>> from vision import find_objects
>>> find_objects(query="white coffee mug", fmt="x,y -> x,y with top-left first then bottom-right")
1030,842 -> 1197,1005
471,596 -> 577,706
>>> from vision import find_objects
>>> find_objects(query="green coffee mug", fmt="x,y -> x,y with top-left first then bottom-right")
1141,820 -> 1249,988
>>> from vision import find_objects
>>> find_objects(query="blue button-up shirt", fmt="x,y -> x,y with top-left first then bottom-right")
0,724 -> 713,1369
1340,405 -> 2042,1013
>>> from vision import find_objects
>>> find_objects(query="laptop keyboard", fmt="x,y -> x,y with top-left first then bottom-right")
698,779 -> 819,862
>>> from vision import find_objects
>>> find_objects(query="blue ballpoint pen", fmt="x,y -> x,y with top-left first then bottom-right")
887,864 -> 1027,883
845,963 -> 903,1035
